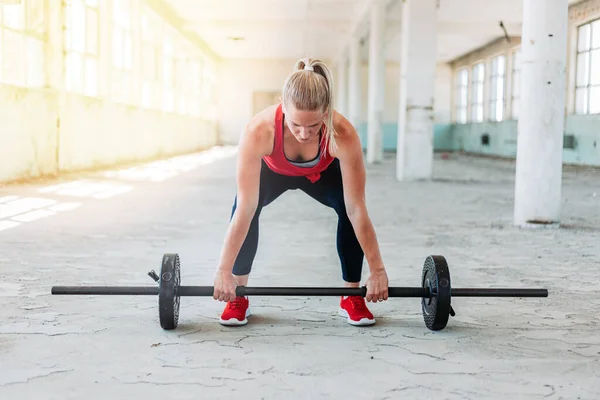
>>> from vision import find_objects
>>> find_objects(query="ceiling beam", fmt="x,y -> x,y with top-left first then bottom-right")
330,0 -> 378,64
182,20 -> 355,35
436,21 -> 522,36
146,0 -> 221,61
184,19 -> 521,38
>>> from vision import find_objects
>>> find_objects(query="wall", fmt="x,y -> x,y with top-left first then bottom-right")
563,114 -> 600,165
58,94 -> 217,171
216,58 -> 307,144
0,83 -> 218,183
0,0 -> 221,184
450,115 -> 600,166
0,86 -> 60,182
445,0 -> 600,167
216,58 -> 454,151
355,62 -> 454,151
452,121 -> 518,158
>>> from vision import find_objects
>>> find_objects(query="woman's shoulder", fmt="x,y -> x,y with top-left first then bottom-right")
332,110 -> 355,137
330,109 -> 362,156
240,104 -> 279,156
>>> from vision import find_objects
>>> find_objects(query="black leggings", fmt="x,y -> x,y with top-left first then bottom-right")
230,159 -> 364,282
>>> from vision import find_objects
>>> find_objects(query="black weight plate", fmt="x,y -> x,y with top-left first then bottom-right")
421,255 -> 451,331
159,253 -> 180,330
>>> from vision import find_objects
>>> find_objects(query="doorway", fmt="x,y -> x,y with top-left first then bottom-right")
253,91 -> 281,115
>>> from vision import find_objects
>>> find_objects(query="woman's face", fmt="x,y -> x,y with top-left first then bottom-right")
283,104 -> 326,143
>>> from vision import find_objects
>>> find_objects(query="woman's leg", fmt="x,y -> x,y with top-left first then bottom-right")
220,162 -> 294,325
298,160 -> 365,285
298,160 -> 375,326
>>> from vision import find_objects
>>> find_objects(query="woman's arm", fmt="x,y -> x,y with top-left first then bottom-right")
333,113 -> 389,301
214,113 -> 273,302
333,117 -> 385,272
217,116 -> 270,274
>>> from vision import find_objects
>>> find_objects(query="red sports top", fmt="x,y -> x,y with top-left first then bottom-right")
262,104 -> 335,183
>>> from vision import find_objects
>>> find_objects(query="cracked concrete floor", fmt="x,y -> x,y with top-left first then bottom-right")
1,150 -> 600,399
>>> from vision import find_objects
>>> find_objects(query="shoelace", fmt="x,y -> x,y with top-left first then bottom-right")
228,297 -> 246,309
348,296 -> 368,310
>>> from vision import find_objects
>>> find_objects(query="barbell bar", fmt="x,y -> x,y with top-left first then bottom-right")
51,286 -> 548,298
50,253 -> 549,331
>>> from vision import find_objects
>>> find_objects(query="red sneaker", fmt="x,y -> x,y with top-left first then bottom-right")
219,296 -> 251,326
338,296 -> 376,326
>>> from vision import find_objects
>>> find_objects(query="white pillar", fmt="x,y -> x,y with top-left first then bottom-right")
513,0 -> 568,227
348,38 -> 362,135
45,0 -> 64,174
336,56 -> 348,116
396,0 -> 438,181
366,0 -> 385,164
45,0 -> 64,90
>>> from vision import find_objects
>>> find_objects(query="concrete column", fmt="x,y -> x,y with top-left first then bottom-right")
348,38 -> 362,135
513,0 -> 568,227
396,0 -> 438,181
366,0 -> 385,164
45,0 -> 65,175
99,1 -> 112,99
133,0 -> 143,105
336,56 -> 348,116
45,0 -> 64,90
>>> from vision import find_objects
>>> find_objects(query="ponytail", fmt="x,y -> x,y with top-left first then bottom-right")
282,58 -> 338,153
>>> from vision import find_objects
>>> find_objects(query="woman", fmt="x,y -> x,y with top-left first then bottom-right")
213,58 -> 389,326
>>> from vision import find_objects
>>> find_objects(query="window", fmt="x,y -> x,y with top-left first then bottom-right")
162,27 -> 176,112
471,62 -> 485,122
141,6 -> 163,109
64,0 -> 99,96
187,58 -> 202,117
511,48 -> 521,119
202,59 -> 217,121
0,1 -> 45,87
112,0 -> 134,104
174,55 -> 188,115
454,68 -> 469,123
170,41 -> 203,117
575,19 -> 600,114
488,55 -> 506,122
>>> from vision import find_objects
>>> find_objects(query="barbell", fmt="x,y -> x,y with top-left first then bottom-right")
51,253 -> 548,331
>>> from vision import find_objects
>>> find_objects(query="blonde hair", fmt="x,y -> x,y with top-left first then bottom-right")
281,58 -> 337,153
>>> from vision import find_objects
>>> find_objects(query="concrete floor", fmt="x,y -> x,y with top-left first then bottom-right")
1,147 -> 599,399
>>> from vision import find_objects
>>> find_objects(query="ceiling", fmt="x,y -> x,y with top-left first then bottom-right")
163,0 -> 585,64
